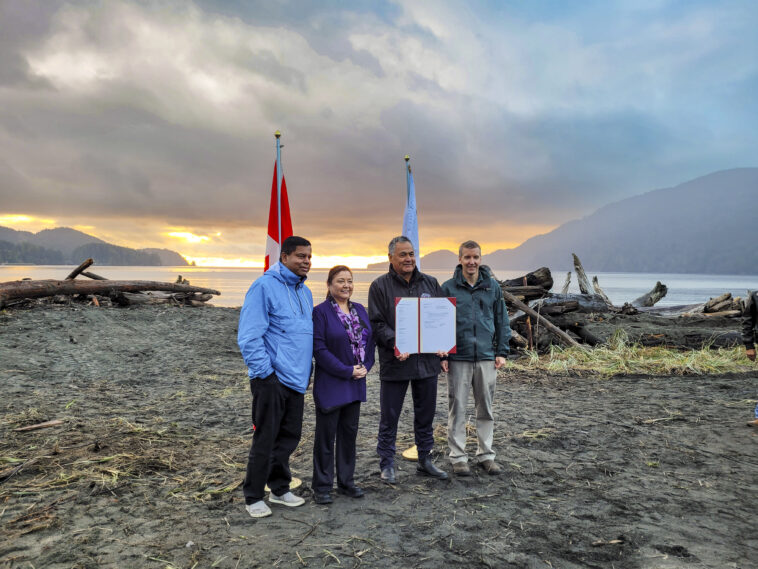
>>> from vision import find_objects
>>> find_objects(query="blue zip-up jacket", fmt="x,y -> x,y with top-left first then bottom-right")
237,262 -> 314,393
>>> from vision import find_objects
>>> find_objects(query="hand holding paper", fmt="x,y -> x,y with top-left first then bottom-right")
394,297 -> 456,355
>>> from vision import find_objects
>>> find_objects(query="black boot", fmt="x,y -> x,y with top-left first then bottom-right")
416,455 -> 448,480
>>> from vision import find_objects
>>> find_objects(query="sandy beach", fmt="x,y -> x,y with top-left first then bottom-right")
1,305 -> 756,568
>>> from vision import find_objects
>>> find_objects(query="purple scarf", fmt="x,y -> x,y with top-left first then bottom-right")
331,299 -> 367,364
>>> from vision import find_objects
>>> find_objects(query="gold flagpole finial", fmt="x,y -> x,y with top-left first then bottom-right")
274,130 -> 281,139
404,154 -> 410,162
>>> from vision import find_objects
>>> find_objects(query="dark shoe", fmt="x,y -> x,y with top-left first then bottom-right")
337,486 -> 365,498
452,461 -> 472,477
313,492 -> 333,505
380,466 -> 396,484
416,456 -> 448,480
479,459 -> 502,475
747,418 -> 758,427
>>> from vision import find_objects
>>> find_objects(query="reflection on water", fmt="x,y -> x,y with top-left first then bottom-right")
1,265 -> 756,308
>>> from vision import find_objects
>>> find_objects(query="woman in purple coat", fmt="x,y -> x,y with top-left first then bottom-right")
311,266 -> 375,504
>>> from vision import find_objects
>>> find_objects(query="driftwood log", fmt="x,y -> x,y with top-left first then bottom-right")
0,280 -> 220,309
631,281 -> 668,307
501,267 -> 553,290
572,254 -> 593,295
561,272 -> 571,295
502,290 -> 582,348
66,259 -> 94,280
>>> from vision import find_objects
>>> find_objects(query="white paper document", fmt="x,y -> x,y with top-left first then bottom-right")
394,297 -> 456,355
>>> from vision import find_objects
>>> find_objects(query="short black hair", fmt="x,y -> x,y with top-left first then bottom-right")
281,236 -> 311,258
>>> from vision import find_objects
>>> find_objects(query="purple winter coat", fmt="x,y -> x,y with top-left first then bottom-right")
312,300 -> 375,412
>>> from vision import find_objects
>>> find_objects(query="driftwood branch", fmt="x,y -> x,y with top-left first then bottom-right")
0,279 -> 220,308
502,290 -> 582,348
561,272 -> 571,295
592,276 -> 614,307
572,254 -> 592,294
13,419 -> 64,432
81,270 -> 108,281
65,259 -> 94,280
631,281 -> 668,307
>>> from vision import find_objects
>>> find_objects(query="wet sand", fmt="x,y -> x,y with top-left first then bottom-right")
1,305 -> 756,568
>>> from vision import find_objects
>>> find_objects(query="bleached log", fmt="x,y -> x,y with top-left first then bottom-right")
704,293 -> 731,312
572,254 -> 592,294
561,272 -> 571,295
0,279 -> 220,309
591,276 -> 614,307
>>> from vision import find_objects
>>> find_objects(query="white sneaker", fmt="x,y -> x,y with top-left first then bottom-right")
269,491 -> 305,507
245,500 -> 272,518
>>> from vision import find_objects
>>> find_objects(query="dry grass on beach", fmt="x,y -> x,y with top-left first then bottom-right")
505,330 -> 755,377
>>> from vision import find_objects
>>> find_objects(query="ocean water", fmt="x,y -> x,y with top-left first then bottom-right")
2,265 -> 756,308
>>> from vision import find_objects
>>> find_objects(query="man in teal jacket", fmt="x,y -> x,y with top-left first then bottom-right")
238,236 -> 314,518
441,240 -> 511,476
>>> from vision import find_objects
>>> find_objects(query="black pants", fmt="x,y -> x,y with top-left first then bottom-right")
312,401 -> 361,493
242,376 -> 304,504
377,376 -> 437,470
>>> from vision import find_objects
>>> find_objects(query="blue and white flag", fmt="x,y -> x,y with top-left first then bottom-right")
402,156 -> 420,269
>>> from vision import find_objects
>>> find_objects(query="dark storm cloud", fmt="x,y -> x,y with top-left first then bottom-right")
0,0 -> 756,256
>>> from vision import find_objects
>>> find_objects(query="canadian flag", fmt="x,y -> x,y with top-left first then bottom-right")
264,160 -> 293,271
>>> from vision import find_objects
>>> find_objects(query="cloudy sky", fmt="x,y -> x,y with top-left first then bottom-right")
1,0 -> 756,267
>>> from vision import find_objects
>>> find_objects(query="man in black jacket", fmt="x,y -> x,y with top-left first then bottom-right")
369,236 -> 449,483
742,290 -> 758,427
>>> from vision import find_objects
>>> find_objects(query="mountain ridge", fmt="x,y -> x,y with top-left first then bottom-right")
0,227 -> 189,266
370,168 -> 758,274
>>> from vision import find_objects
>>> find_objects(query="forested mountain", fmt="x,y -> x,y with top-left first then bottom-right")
482,168 -> 757,273
0,227 -> 189,266
412,168 -> 757,274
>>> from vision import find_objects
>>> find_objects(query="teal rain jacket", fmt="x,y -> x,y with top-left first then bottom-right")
441,265 -> 511,361
237,262 -> 314,393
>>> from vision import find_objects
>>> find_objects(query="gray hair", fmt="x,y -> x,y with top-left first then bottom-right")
388,235 -> 413,256
458,240 -> 481,256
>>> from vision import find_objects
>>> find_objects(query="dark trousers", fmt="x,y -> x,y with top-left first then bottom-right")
377,376 -> 437,470
242,376 -> 304,504
312,401 -> 361,493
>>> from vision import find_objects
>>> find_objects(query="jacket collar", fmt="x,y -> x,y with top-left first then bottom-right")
268,262 -> 307,286
388,264 -> 419,286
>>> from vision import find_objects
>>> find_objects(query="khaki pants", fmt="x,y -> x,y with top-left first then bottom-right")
447,360 -> 497,464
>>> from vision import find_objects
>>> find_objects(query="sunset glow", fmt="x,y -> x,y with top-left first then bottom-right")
0,214 -> 56,231
168,232 -> 210,243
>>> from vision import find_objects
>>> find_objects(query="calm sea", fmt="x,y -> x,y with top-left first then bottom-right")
1,265 -> 756,308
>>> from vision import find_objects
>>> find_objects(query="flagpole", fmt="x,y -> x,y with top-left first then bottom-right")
404,154 -> 411,199
275,131 -> 282,250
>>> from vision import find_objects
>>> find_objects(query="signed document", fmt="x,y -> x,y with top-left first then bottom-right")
394,297 -> 456,355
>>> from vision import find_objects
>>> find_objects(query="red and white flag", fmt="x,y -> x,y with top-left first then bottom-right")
264,140 -> 293,271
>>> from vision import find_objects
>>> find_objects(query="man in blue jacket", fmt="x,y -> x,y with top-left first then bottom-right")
441,240 -> 511,477
238,236 -> 314,518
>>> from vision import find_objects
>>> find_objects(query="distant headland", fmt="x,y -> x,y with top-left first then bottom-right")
0,226 -> 190,266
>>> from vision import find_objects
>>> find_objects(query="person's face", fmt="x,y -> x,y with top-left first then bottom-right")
328,270 -> 354,302
281,245 -> 312,277
459,247 -> 482,279
389,241 -> 416,278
